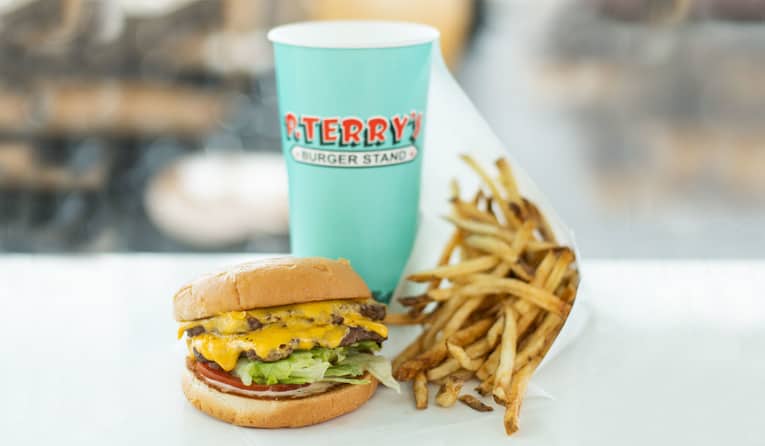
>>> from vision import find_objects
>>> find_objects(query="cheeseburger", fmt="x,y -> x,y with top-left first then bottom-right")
174,257 -> 398,428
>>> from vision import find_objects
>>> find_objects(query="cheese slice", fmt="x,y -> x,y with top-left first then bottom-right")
189,323 -> 346,371
180,299 -> 388,371
177,299 -> 382,338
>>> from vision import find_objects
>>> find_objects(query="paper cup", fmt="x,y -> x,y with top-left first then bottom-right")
269,21 -> 439,302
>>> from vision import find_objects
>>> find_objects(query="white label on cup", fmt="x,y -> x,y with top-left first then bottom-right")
290,145 -> 418,168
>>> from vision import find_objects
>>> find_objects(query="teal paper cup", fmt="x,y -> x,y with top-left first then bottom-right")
268,21 -> 438,302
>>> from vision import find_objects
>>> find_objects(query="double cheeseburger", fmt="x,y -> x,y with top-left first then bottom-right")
174,257 -> 398,428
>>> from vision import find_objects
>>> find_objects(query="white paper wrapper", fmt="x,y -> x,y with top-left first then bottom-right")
247,44 -> 588,445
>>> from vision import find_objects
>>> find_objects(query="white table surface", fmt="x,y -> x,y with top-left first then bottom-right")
1,255 -> 763,445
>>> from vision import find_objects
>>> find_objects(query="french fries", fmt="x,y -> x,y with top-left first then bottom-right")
460,154 -> 522,229
390,155 -> 579,436
426,338 -> 494,381
394,318 -> 493,381
492,303 -> 518,403
505,362 -> 534,434
407,256 -> 500,282
414,372 -> 429,410
384,312 -> 427,326
447,343 -> 484,371
435,376 -> 464,407
459,275 -> 571,316
459,394 -> 494,412
476,345 -> 501,380
475,374 -> 494,396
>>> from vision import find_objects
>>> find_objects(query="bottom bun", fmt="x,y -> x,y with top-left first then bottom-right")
181,367 -> 378,428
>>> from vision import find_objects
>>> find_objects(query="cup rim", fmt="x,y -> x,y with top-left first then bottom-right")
268,20 -> 439,49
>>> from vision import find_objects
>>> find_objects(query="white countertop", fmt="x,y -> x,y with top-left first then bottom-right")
1,255 -> 762,445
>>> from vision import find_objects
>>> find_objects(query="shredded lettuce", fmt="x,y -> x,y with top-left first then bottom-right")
234,351 -> 330,385
232,341 -> 399,392
362,353 -> 401,393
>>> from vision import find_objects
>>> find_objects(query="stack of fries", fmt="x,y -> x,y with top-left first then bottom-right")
387,155 -> 579,435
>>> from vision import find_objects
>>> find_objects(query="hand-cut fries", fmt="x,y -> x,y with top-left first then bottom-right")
391,155 -> 579,436
407,255 -> 500,282
459,394 -> 494,412
476,345 -> 500,380
414,371 -> 429,410
492,302 -> 517,403
435,376 -> 464,407
459,154 -> 522,229
447,342 -> 483,371
457,276 -> 571,316
394,318 -> 493,382
384,312 -> 427,326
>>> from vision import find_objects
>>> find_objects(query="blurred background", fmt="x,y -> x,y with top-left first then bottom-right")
0,0 -> 763,258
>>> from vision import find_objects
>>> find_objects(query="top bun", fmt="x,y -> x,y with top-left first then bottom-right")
173,257 -> 371,321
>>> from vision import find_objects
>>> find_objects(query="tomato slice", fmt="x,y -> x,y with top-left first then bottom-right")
195,361 -> 309,392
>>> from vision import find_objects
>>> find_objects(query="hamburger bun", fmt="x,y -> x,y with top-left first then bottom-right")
173,257 -> 371,321
181,367 -> 378,428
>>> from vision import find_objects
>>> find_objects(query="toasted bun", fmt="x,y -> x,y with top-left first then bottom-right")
174,257 -> 371,321
181,367 -> 378,428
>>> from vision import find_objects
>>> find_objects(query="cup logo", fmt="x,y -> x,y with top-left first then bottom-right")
284,111 -> 423,167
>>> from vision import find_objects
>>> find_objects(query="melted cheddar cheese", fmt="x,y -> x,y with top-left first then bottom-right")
189,323 -> 348,371
179,299 -> 388,371
177,299 -> 382,338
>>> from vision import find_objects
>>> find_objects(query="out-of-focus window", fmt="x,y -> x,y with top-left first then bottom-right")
0,0 -> 477,253
461,0 -> 765,258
